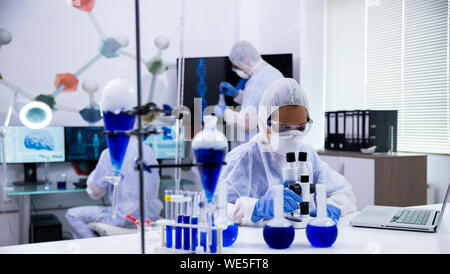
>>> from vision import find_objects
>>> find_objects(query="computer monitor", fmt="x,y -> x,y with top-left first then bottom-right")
0,126 -> 65,164
181,53 -> 293,115
0,126 -> 65,185
64,127 -> 108,161
143,125 -> 186,160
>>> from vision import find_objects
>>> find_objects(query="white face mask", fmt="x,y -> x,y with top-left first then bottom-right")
232,67 -> 250,79
269,130 -> 305,156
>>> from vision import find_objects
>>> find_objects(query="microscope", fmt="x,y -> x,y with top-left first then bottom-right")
283,152 -> 316,229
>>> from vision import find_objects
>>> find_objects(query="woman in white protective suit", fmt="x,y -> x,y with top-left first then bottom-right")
65,139 -> 163,238
218,78 -> 357,226
218,40 -> 283,143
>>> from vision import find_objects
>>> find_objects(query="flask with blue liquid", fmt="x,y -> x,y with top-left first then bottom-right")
215,182 -> 238,247
263,185 -> 295,249
306,184 -> 338,248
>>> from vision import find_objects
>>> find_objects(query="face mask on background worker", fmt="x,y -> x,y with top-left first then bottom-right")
232,66 -> 250,79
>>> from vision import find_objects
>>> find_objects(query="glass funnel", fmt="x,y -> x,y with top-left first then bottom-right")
100,78 -> 136,218
192,115 -> 228,252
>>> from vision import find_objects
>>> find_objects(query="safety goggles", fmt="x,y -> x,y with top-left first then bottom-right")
267,117 -> 313,134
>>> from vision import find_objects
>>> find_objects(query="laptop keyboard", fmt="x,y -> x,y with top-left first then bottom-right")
390,209 -> 431,225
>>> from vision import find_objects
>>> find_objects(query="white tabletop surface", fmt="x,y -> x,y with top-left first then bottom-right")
0,204 -> 448,254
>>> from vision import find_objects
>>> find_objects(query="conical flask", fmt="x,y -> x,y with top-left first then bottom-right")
192,115 -> 228,203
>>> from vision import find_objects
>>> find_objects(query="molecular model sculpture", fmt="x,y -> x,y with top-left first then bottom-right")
0,0 -> 171,126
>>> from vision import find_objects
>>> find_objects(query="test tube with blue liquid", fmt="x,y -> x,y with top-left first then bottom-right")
164,189 -> 173,248
182,190 -> 191,251
175,214 -> 182,249
191,192 -> 200,251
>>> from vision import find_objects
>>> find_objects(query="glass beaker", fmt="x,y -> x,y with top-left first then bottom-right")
57,173 -> 66,190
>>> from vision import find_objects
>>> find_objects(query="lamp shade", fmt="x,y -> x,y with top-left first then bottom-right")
19,101 -> 53,129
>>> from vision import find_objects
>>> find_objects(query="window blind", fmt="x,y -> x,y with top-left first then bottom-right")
325,0 -> 450,154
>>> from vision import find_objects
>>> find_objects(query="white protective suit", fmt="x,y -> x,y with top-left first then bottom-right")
66,139 -> 163,238
219,78 -> 357,226
224,41 -> 283,139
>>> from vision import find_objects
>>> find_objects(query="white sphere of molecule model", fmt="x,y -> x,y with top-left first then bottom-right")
0,28 -> 12,46
116,35 -> 129,48
82,79 -> 99,94
155,35 -> 169,50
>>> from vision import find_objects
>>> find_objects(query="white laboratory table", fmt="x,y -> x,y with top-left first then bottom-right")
0,204 -> 448,254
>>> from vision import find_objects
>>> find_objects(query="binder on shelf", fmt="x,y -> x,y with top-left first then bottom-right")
337,111 -> 345,150
344,111 -> 355,151
323,109 -> 398,153
357,110 -> 364,145
352,110 -> 359,148
328,112 -> 337,150
364,110 -> 370,147
363,110 -> 398,152
324,112 -> 329,149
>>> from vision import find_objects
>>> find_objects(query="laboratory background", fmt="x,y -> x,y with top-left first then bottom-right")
0,0 -> 449,255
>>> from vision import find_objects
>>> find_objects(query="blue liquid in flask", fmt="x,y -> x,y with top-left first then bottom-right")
222,222 -> 238,247
194,148 -> 226,203
306,222 -> 338,248
103,111 -> 135,171
263,225 -> 295,249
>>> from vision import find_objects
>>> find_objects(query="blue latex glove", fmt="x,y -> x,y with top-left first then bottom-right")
251,188 -> 303,222
219,81 -> 238,97
213,105 -> 226,118
234,78 -> 248,91
309,204 -> 341,224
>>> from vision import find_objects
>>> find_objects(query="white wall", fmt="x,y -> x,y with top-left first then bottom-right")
299,0 -> 326,150
0,0 -> 243,246
427,155 -> 450,204
0,0 -> 305,246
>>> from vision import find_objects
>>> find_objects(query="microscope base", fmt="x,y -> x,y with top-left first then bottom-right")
284,215 -> 310,229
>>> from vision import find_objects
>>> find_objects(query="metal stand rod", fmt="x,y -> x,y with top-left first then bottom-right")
134,0 -> 145,255
135,162 -> 226,174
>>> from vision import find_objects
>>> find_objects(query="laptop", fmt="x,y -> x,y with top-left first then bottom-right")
350,183 -> 450,232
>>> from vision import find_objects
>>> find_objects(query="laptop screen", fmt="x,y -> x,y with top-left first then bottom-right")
436,183 -> 450,230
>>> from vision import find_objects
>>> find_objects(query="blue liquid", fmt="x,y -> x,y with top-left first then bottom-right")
175,215 -> 183,249
263,224 -> 295,249
165,226 -> 173,248
210,229 -> 217,253
194,148 -> 226,203
222,222 -> 238,247
183,215 -> 190,250
103,111 -> 135,171
306,224 -> 338,248
57,181 -> 66,190
200,231 -> 207,252
191,217 -> 198,251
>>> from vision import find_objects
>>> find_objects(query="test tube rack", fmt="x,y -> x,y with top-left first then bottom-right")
155,219 -> 227,254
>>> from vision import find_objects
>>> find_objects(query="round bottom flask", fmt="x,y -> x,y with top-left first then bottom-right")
306,217 -> 338,248
262,185 -> 295,249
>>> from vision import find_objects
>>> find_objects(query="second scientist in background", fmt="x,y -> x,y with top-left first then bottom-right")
66,139 -> 163,238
